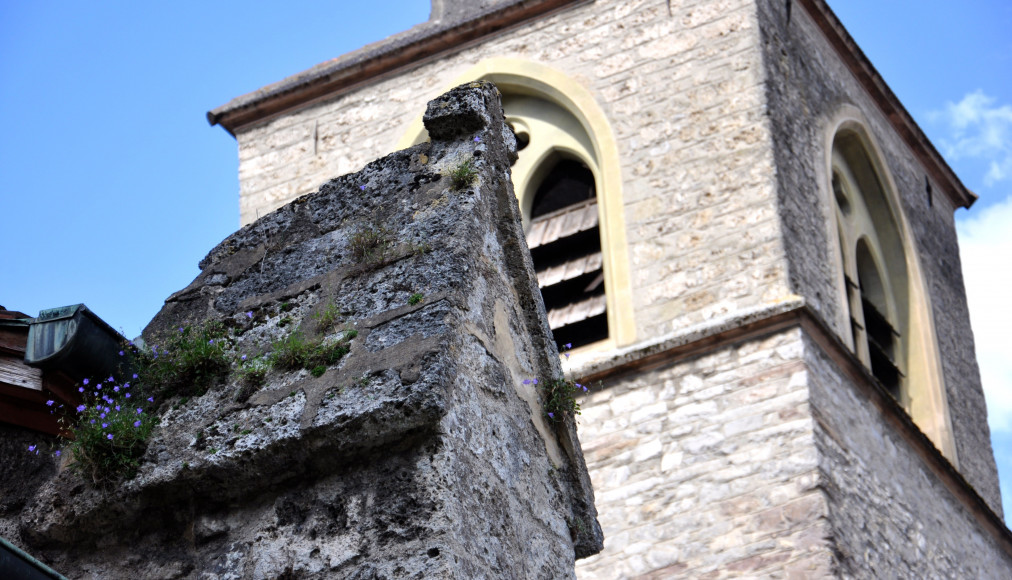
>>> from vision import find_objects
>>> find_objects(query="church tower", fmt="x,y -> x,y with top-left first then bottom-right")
209,0 -> 1011,576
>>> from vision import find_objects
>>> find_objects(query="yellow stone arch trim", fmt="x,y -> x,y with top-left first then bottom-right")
820,105 -> 958,465
397,58 -> 635,348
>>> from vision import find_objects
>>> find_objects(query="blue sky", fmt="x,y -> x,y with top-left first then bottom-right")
3,1 -> 1012,515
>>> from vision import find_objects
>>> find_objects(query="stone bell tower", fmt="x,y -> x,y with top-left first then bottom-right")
207,0 -> 1011,576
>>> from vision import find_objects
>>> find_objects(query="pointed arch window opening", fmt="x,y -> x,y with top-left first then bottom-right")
524,155 -> 608,350
832,147 -> 907,403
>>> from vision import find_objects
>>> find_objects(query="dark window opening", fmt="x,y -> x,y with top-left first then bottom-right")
526,158 -> 606,350
861,290 -> 902,399
509,123 -> 530,152
531,159 -> 595,218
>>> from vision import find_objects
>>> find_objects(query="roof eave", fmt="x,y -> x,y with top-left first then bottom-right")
798,0 -> 976,210
206,0 -> 590,137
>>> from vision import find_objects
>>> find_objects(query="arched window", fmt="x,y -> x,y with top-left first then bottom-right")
828,122 -> 957,462
504,94 -> 607,349
833,135 -> 909,403
397,59 -> 636,351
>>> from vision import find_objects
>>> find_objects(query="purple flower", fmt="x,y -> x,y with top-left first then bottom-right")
113,386 -> 120,392
46,400 -> 54,406
547,412 -> 555,419
83,378 -> 89,385
115,405 -> 121,411
523,379 -> 531,385
124,383 -> 130,388
102,423 -> 108,428
28,445 -> 36,452
137,408 -> 144,414
564,353 -> 570,359
104,406 -> 111,413
241,355 -> 247,361
100,413 -> 106,419
96,383 -> 102,390
107,434 -> 114,440
125,393 -> 131,399
132,374 -> 138,379
473,136 -> 481,143
134,420 -> 142,428
147,397 -> 154,403
179,327 -> 184,333
532,378 -> 538,385
119,350 -> 124,356
79,387 -> 85,393
246,311 -> 253,319
107,376 -> 114,382
359,185 -> 366,191
563,343 -> 572,350
76,405 -> 86,413
54,450 -> 61,457
208,339 -> 214,345
90,419 -> 96,424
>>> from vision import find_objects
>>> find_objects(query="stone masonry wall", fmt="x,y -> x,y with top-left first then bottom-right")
231,0 -> 795,343
575,326 -> 835,579
803,331 -> 1012,577
15,83 -> 601,579
753,0 -> 1001,510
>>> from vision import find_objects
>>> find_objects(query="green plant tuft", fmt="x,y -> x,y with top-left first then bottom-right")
540,377 -> 585,422
134,321 -> 233,400
270,332 -> 353,374
349,225 -> 393,264
315,302 -> 342,332
408,293 -> 424,305
449,159 -> 478,190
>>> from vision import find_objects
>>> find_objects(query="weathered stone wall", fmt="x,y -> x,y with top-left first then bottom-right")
803,330 -> 1012,577
571,308 -> 1012,579
574,321 -> 835,578
0,424 -> 55,544
14,83 -> 601,579
753,0 -> 1001,510
232,0 -> 794,343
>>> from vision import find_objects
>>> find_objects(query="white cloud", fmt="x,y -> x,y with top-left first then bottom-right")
931,91 -> 1012,186
957,195 -> 1012,432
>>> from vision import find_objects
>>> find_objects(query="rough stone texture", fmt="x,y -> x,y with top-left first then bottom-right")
0,424 -> 56,546
803,330 -> 1012,577
573,327 -> 836,579
208,0 -> 1009,577
231,0 -> 793,344
572,315 -> 1012,578
753,0 -> 1001,511
15,82 -> 601,578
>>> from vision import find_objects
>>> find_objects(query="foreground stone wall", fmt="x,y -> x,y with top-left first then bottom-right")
753,0 -> 1000,510
231,0 -> 794,343
15,83 -> 601,579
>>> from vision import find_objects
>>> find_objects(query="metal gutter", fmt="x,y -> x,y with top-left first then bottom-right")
0,536 -> 68,580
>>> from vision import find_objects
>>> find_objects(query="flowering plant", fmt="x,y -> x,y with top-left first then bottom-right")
523,343 -> 590,422
49,374 -> 157,484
